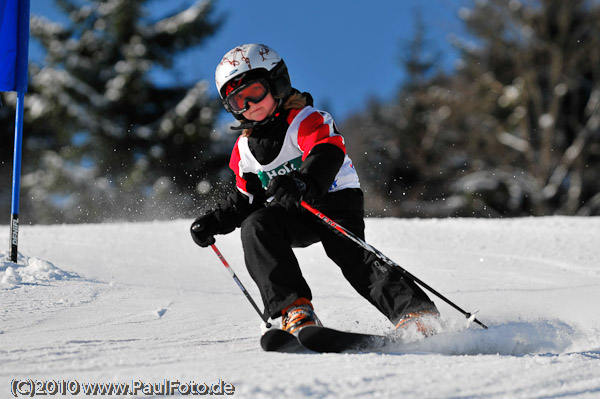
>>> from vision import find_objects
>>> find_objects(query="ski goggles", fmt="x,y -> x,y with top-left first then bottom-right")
224,79 -> 270,114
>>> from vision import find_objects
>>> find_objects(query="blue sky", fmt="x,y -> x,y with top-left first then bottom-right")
30,0 -> 470,122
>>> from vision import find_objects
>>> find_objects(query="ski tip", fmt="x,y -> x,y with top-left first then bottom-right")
260,329 -> 306,353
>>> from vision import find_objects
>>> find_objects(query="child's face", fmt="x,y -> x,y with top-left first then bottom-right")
242,92 -> 277,122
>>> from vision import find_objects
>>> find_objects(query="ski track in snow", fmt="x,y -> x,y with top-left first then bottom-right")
1,217 -> 599,398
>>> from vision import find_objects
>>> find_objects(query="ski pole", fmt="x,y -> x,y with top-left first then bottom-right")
210,244 -> 272,328
300,201 -> 488,330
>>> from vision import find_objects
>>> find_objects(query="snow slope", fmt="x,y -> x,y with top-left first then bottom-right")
1,217 -> 600,398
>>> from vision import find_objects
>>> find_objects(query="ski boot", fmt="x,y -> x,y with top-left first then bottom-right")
395,309 -> 441,337
281,298 -> 322,335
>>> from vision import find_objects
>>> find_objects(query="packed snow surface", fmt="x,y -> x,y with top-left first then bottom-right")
2,217 -> 600,398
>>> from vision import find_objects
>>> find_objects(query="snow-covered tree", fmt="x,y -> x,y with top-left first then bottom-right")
344,0 -> 600,217
448,0 -> 600,216
342,12 -> 457,217
1,0 -> 230,223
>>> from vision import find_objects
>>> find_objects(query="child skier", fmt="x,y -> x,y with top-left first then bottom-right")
191,43 -> 439,335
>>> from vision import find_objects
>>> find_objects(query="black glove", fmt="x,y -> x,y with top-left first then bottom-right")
190,211 -> 219,247
265,172 -> 311,211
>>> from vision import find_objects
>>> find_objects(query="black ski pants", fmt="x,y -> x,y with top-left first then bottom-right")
240,192 -> 437,325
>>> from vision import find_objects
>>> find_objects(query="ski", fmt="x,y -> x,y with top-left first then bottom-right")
260,328 -> 308,353
297,325 -> 391,353
261,326 -> 397,353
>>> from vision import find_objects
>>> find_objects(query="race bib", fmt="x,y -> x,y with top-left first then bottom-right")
257,157 -> 302,189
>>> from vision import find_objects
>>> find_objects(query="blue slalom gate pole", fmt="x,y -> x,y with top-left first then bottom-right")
9,91 -> 25,262
2,0 -> 31,262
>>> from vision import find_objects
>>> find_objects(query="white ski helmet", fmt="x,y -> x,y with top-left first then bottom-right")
215,43 -> 291,117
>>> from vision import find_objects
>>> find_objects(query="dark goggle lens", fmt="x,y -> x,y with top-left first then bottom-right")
226,80 -> 269,113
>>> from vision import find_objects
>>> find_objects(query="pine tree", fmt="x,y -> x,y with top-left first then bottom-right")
343,0 -> 600,217
342,12 -> 453,217
1,0 -> 228,223
449,0 -> 600,216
